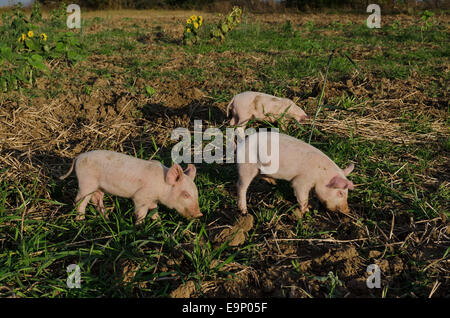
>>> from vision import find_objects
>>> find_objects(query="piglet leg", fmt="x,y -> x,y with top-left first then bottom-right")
149,203 -> 159,220
74,191 -> 94,221
91,190 -> 108,219
74,172 -> 100,221
237,163 -> 259,214
291,177 -> 312,219
133,201 -> 158,225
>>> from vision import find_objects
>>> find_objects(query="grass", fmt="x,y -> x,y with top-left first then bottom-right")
0,9 -> 449,298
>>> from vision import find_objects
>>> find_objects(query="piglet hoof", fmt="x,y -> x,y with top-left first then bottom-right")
151,212 -> 160,220
135,218 -> 145,227
75,214 -> 85,221
237,202 -> 247,215
293,208 -> 307,220
100,210 -> 109,221
261,176 -> 277,185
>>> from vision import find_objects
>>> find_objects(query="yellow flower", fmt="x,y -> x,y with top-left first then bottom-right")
186,28 -> 191,33
18,33 -> 26,42
191,15 -> 197,21
27,30 -> 34,38
199,16 -> 203,24
187,18 -> 192,24
193,22 -> 199,29
40,33 -> 48,41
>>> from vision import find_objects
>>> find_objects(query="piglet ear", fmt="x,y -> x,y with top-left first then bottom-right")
166,163 -> 184,186
184,164 -> 196,180
343,163 -> 355,176
327,175 -> 350,189
347,180 -> 355,190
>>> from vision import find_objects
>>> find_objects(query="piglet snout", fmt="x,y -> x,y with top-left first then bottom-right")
192,209 -> 203,218
194,212 -> 203,218
185,208 -> 202,219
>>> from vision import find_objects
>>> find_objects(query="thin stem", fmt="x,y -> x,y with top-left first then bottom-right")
308,49 -> 335,144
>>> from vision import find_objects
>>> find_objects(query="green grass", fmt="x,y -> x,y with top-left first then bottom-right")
2,131 -> 445,296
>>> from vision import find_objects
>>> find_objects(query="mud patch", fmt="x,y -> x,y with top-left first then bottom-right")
213,214 -> 254,246
118,260 -> 139,284
298,245 -> 362,278
201,263 -> 261,298
170,280 -> 197,298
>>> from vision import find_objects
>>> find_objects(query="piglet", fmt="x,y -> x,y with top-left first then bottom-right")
59,150 -> 202,225
226,91 -> 309,127
236,132 -> 355,217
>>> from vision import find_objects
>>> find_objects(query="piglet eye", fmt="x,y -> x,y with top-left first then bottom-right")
182,192 -> 190,199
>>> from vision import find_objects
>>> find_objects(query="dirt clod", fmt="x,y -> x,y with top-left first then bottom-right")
377,259 -> 390,274
214,214 -> 254,246
170,280 -> 197,298
391,257 -> 404,274
369,250 -> 383,259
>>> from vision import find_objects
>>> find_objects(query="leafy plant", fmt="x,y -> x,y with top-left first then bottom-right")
304,20 -> 315,31
183,14 -> 203,45
49,2 -> 68,29
145,86 -> 156,97
30,1 -> 43,24
314,271 -> 343,298
0,45 -> 49,91
281,20 -> 294,35
420,10 -> 435,42
50,32 -> 84,64
420,10 -> 434,30
1,3 -> 29,40
210,6 -> 242,42
0,6 -> 49,91
0,4 -> 85,91
391,20 -> 401,30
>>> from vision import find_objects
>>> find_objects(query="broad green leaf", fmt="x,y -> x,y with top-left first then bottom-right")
145,86 -> 156,97
25,38 -> 38,51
